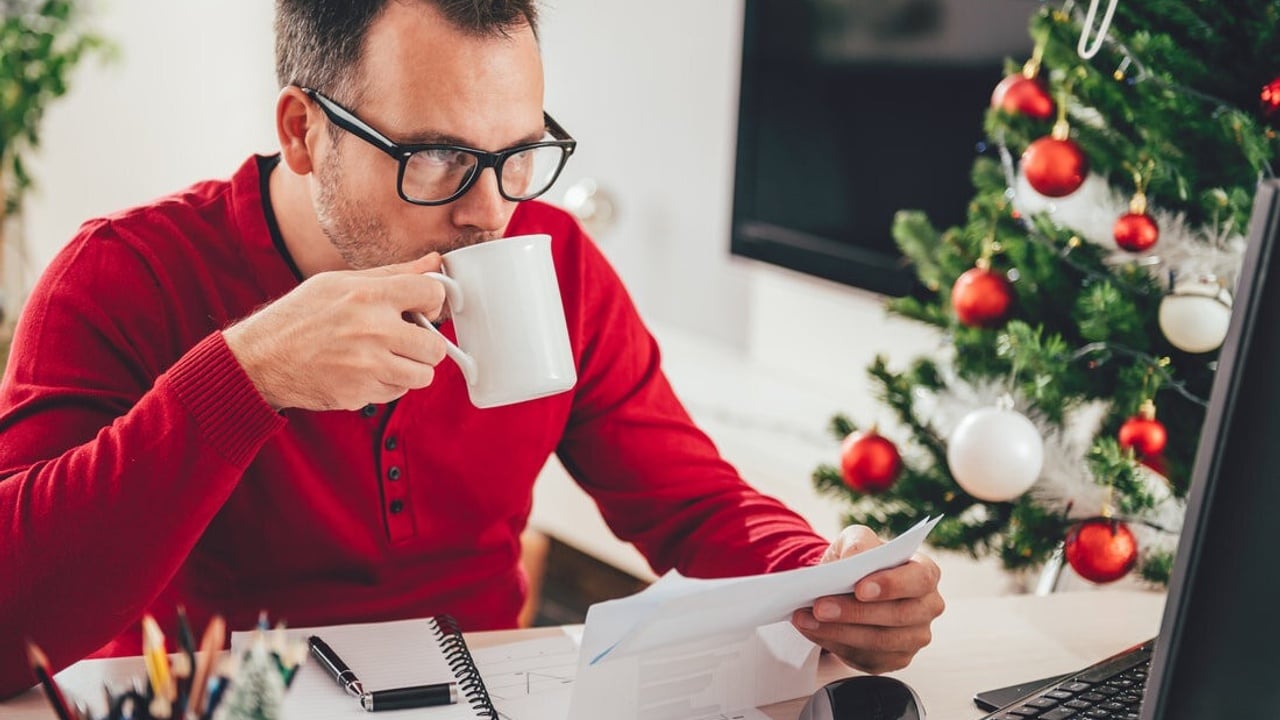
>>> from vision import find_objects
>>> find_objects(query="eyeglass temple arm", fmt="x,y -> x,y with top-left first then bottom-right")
300,87 -> 402,159
543,112 -> 574,148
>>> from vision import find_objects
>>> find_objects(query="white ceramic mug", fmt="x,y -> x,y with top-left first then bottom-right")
410,234 -> 577,408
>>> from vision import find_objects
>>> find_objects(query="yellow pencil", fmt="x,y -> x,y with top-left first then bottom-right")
141,615 -> 176,702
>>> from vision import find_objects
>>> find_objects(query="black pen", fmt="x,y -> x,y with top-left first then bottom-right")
361,682 -> 459,712
307,635 -> 365,698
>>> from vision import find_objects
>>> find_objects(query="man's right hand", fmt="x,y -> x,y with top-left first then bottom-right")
222,254 -> 451,411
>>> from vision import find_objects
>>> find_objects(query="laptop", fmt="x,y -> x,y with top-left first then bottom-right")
975,177 -> 1280,720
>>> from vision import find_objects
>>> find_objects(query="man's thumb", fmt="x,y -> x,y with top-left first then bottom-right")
823,525 -> 882,562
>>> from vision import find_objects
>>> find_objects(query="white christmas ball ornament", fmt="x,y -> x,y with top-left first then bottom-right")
947,407 -> 1044,502
1158,276 -> 1233,354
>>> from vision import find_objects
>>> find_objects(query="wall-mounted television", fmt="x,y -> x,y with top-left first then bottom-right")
731,0 -> 1036,295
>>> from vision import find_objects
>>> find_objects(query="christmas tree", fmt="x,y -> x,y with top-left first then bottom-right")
813,0 -> 1280,586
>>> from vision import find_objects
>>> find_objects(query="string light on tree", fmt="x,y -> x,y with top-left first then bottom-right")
1158,274 -> 1234,353
839,427 -> 903,494
1261,75 -> 1280,120
1064,515 -> 1139,584
946,399 -> 1044,502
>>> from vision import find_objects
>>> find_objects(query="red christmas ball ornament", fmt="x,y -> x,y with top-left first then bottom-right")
1113,191 -> 1159,252
951,265 -> 1014,327
1119,400 -> 1167,457
1261,76 -> 1280,119
1064,517 -> 1138,584
1021,134 -> 1089,198
840,429 -> 903,494
991,74 -> 1056,121
1114,212 -> 1159,252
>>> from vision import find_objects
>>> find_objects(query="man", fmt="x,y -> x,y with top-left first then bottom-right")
0,0 -> 943,698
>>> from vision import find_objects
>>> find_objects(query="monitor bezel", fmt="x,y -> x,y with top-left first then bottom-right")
1141,178 -> 1280,719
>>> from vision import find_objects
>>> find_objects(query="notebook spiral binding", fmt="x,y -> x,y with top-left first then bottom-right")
431,614 -> 499,720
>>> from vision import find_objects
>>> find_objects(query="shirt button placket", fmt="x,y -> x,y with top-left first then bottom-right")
380,427 -> 412,540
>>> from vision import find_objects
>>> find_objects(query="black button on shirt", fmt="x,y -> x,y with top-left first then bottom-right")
388,466 -> 402,481
389,500 -> 405,514
384,436 -> 398,451
360,404 -> 377,418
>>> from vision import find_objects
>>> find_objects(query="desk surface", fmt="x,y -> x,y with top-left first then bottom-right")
5,590 -> 1164,720
759,589 -> 1165,719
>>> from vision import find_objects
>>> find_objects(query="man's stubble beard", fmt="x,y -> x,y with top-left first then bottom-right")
314,143 -> 500,270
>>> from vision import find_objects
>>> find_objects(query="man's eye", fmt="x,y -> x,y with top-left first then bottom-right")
505,149 -> 533,167
418,148 -> 463,165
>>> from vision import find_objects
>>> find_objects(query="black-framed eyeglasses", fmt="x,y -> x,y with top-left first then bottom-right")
301,87 -> 577,206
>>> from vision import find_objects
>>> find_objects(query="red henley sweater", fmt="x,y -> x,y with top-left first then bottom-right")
0,156 -> 828,697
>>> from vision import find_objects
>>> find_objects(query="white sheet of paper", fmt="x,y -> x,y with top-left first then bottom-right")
568,621 -> 819,720
567,516 -> 940,720
583,516 -> 941,664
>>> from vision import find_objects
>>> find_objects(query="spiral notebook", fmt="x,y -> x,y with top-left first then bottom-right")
264,615 -> 497,719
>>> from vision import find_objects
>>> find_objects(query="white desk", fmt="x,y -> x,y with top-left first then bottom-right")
3,590 -> 1164,719
760,590 -> 1164,719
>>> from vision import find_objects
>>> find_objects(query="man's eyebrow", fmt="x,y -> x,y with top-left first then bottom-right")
398,127 -> 547,148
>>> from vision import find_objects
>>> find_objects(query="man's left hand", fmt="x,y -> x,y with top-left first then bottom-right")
790,525 -> 944,674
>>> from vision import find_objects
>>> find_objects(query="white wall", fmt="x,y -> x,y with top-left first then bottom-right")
18,0 -> 278,303
537,0 -> 753,349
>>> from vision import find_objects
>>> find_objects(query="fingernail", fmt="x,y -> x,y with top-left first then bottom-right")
795,613 -> 819,630
814,600 -> 840,621
858,582 -> 881,600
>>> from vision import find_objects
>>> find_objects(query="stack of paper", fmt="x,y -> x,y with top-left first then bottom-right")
568,517 -> 941,720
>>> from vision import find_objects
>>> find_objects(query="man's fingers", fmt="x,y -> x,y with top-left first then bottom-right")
356,253 -> 443,277
801,592 -> 944,628
791,614 -> 933,663
370,272 -> 449,314
374,353 -> 439,393
387,323 -> 449,367
855,554 -> 942,602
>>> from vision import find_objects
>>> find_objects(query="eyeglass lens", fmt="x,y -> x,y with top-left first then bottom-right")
401,144 -> 566,203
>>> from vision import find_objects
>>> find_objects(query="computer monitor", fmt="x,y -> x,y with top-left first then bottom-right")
1141,177 -> 1280,718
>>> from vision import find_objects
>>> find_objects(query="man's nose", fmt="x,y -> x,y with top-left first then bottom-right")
449,166 -> 511,233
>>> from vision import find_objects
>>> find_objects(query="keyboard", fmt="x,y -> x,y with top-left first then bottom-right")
981,638 -> 1154,720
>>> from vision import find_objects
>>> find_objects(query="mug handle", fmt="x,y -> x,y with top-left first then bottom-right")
409,272 -> 478,386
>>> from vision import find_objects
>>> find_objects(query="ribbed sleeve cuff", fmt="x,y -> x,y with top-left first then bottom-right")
164,332 -> 286,467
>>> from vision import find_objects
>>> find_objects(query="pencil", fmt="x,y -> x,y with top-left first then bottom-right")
25,641 -> 74,720
176,605 -> 197,656
187,614 -> 225,718
174,606 -> 196,714
141,614 -> 176,702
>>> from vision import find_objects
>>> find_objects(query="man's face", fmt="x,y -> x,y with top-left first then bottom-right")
312,2 -> 545,269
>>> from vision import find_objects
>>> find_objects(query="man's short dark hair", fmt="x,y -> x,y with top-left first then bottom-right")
274,0 -> 540,100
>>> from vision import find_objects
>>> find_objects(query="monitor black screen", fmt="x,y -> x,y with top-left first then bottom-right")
1142,178 -> 1280,718
730,0 -> 1035,294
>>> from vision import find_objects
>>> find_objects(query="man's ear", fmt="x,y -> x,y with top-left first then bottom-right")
276,86 -> 319,175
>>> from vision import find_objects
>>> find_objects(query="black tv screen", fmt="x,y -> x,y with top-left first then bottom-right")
731,0 -> 1036,295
